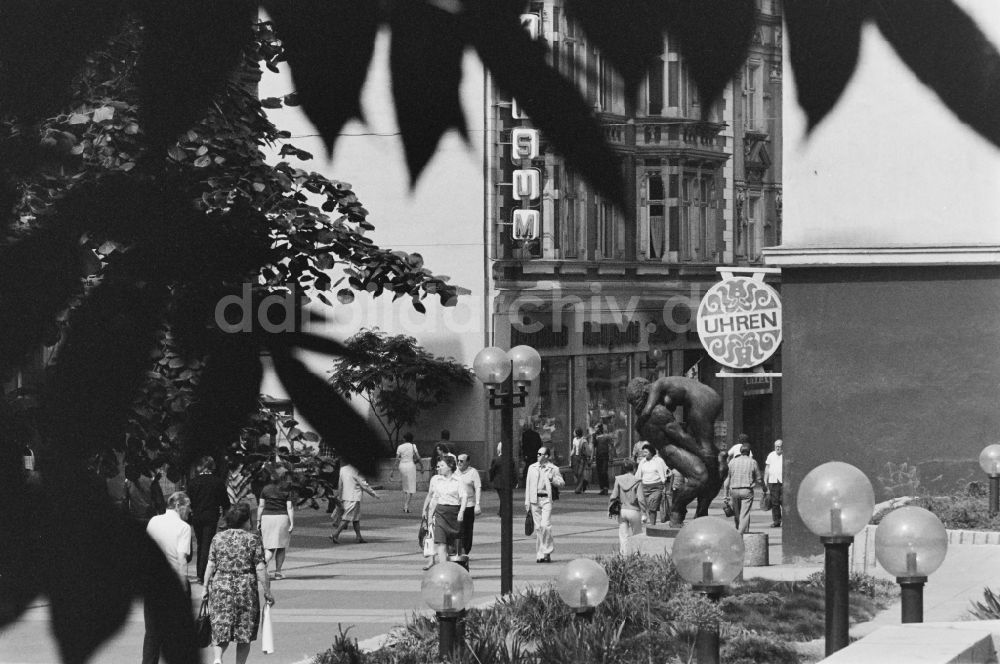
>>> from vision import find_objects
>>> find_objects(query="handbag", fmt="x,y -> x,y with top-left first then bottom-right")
551,485 -> 560,501
422,535 -> 435,557
417,516 -> 428,549
194,596 -> 212,648
608,498 -> 621,518
761,493 -> 772,511
260,602 -> 274,654
722,500 -> 735,518
524,511 -> 534,536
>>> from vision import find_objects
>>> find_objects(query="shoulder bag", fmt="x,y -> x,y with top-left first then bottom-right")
524,510 -> 534,536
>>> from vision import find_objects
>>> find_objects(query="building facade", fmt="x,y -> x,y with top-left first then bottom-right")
485,0 -> 784,464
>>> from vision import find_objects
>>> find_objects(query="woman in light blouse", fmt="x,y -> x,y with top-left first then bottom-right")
636,443 -> 670,526
421,455 -> 467,567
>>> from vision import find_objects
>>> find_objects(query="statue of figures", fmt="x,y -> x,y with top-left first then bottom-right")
626,377 -> 725,525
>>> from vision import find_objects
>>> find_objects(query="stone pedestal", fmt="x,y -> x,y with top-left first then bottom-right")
744,532 -> 769,567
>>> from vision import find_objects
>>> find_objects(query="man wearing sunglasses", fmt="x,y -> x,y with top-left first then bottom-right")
524,447 -> 565,563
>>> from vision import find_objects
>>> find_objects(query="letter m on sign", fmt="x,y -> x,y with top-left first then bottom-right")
512,210 -> 539,240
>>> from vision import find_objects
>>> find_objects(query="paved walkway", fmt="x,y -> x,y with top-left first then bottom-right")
2,488 -> 998,664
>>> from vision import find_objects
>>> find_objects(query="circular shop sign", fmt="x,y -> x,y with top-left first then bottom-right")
696,277 -> 782,369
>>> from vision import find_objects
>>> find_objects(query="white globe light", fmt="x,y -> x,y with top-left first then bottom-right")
797,462 -> 875,538
420,562 -> 474,612
556,558 -> 610,609
508,345 -> 542,383
672,517 -> 745,587
874,506 -> 948,578
980,444 -> 1000,476
472,346 -> 511,386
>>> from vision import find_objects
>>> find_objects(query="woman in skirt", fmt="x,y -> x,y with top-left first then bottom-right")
394,432 -> 422,513
256,472 -> 293,580
635,443 -> 669,526
421,455 -> 467,566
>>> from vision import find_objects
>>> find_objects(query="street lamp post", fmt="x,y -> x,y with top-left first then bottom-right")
473,345 -> 541,595
979,444 -> 1000,516
672,517 -> 746,664
874,505 -> 948,623
797,462 -> 876,656
556,558 -> 610,621
421,561 -> 474,659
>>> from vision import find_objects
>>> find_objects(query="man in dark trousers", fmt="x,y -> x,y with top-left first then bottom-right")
519,422 -> 542,489
593,424 -> 615,495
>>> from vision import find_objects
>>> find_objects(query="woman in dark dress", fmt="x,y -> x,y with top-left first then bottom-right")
187,456 -> 230,583
204,503 -> 273,664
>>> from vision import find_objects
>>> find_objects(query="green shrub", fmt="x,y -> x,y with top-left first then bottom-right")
720,631 -> 801,664
312,556 -> 897,664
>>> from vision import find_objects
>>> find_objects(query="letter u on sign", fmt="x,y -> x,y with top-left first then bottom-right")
513,169 -> 540,200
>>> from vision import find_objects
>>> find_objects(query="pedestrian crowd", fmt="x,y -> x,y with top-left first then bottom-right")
82,425 -> 782,663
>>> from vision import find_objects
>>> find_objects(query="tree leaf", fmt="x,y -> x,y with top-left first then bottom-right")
267,338 -> 387,475
180,334 -> 262,468
390,2 -> 468,185
137,0 -> 253,157
660,0 -> 756,113
873,0 -> 1000,150
563,0 -> 665,99
463,0 -> 624,206
263,0 -> 379,154
42,280 -> 168,459
0,0 -> 127,119
785,0 -> 864,132
0,227 -> 86,382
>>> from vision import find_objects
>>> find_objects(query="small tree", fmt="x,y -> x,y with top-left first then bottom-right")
330,328 -> 473,444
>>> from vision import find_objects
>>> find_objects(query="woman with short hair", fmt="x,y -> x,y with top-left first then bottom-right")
256,472 -> 294,580
204,503 -> 273,664
636,443 -> 669,526
421,455 -> 467,568
188,456 -> 230,583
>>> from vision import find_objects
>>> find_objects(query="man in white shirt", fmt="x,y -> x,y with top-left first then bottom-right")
143,491 -> 193,664
764,439 -> 784,527
455,454 -> 483,556
570,428 -> 591,493
524,446 -> 565,563
635,443 -> 670,526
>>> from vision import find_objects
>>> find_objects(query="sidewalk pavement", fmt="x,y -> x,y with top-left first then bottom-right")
1,488 -> 998,664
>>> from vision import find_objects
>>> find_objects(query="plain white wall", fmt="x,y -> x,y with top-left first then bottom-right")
783,0 -> 1000,247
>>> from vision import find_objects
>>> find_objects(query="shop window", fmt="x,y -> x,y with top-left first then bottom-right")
586,355 -> 631,456
530,357 -> 571,464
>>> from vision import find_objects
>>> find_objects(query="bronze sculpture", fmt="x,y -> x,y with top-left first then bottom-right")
626,376 -> 725,525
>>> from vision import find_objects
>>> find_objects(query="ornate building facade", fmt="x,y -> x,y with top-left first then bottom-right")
485,0 -> 783,463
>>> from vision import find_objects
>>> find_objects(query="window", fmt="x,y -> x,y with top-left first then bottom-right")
561,171 -> 578,257
646,58 -> 663,115
564,42 -> 576,88
597,53 -> 613,111
532,357 -> 571,463
586,355 -> 631,452
597,197 -> 618,258
646,172 -> 666,259
678,173 -> 715,261
744,61 -> 761,130
667,61 -> 679,108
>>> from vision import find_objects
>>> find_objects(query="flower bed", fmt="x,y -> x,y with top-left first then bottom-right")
312,554 -> 897,664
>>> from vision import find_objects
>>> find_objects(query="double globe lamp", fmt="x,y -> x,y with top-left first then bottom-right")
472,344 -> 542,595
